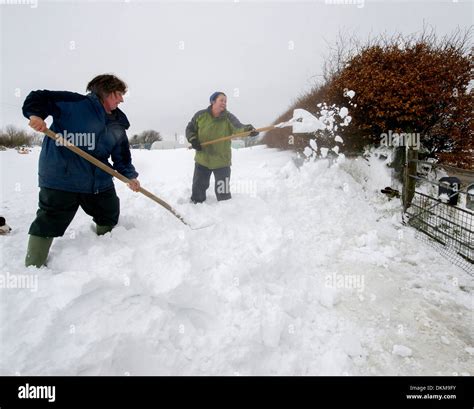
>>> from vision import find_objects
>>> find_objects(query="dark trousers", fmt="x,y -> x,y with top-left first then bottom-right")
29,187 -> 120,237
191,163 -> 231,203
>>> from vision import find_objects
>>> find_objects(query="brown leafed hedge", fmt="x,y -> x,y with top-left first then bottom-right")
264,30 -> 473,169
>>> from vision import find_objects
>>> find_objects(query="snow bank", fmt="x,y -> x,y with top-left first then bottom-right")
0,146 -> 472,376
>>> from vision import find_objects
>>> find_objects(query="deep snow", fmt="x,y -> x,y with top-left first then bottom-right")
0,146 -> 472,375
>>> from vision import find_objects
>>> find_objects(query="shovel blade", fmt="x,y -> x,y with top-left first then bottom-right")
291,109 -> 325,133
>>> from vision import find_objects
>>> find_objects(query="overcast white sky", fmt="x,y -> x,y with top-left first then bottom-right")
1,0 -> 472,139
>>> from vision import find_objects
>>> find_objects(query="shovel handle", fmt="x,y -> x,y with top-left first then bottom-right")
188,125 -> 276,149
43,129 -> 189,226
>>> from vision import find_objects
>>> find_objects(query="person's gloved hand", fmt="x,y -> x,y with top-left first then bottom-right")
248,126 -> 259,137
191,138 -> 202,151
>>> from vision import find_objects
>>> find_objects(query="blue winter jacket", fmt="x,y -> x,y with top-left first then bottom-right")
22,90 -> 138,194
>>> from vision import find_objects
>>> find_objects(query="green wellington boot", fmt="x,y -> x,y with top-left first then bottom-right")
25,235 -> 54,268
96,225 -> 114,236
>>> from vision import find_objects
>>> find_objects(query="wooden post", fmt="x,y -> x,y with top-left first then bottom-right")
403,146 -> 418,211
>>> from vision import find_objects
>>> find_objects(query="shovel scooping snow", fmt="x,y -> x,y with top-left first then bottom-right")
195,109 -> 324,148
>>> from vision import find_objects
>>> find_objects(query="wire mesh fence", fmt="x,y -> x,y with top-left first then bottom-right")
404,191 -> 473,274
403,157 -> 473,275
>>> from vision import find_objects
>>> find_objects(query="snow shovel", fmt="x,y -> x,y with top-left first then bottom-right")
195,109 -> 323,148
43,128 -> 197,228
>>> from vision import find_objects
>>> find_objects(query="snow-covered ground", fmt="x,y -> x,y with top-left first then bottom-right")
0,146 -> 472,375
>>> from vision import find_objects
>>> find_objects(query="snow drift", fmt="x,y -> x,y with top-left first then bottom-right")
0,146 -> 472,376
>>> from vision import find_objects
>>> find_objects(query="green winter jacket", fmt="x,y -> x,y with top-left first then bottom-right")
186,106 -> 253,169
